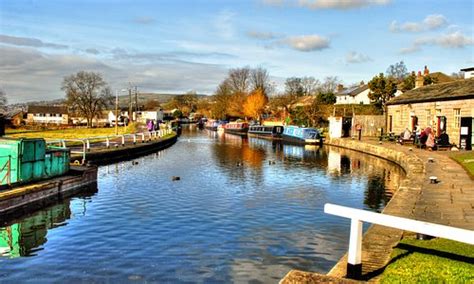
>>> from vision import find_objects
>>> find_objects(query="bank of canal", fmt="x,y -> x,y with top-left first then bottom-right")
0,126 -> 405,283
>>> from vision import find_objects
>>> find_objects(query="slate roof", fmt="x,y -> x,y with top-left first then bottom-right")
387,78 -> 474,105
335,84 -> 369,97
28,105 -> 68,114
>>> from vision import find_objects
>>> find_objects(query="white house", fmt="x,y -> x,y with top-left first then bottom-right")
461,67 -> 474,79
335,82 -> 403,105
26,106 -> 69,125
133,109 -> 164,123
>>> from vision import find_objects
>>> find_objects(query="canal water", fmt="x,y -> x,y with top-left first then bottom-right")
0,126 -> 404,283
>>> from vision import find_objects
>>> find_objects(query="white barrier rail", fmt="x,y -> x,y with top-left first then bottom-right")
44,129 -> 174,164
324,203 -> 474,279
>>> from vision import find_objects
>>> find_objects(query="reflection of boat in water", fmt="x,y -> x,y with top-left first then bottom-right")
248,125 -> 283,139
224,122 -> 249,136
217,123 -> 225,134
282,126 -> 323,145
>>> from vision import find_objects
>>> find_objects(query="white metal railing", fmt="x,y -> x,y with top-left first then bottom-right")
324,203 -> 474,279
45,129 -> 174,165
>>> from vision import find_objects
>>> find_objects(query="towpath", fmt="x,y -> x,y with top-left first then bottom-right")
282,137 -> 474,283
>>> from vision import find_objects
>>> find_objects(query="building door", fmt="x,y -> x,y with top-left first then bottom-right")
388,115 -> 393,133
411,116 -> 418,132
342,117 -> 352,137
437,116 -> 447,136
460,117 -> 472,150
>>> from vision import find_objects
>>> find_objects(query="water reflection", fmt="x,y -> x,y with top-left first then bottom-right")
0,128 -> 405,283
0,186 -> 97,258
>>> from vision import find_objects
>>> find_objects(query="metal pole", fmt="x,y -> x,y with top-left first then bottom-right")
135,86 -> 138,113
129,88 -> 132,122
115,90 -> 119,135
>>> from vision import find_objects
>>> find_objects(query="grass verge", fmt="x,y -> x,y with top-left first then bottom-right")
5,124 -> 139,140
449,151 -> 474,178
380,236 -> 474,283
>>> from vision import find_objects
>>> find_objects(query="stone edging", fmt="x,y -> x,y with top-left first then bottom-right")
324,138 -> 426,279
71,134 -> 178,166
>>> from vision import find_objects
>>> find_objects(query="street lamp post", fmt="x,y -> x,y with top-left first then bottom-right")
115,90 -> 119,135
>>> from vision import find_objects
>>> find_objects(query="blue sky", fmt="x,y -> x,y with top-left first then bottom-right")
0,0 -> 472,103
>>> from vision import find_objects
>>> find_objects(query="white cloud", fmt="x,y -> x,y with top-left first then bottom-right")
400,31 -> 473,54
0,46 -> 228,103
214,10 -> 236,39
399,45 -> 421,54
280,35 -> 330,51
247,30 -> 278,40
423,14 -> 448,29
390,14 -> 448,33
298,0 -> 390,10
345,51 -> 372,63
0,34 -> 68,49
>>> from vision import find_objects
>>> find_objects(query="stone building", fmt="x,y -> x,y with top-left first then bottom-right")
386,78 -> 474,147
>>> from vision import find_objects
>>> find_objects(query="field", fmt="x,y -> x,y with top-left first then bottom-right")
5,124 -> 139,140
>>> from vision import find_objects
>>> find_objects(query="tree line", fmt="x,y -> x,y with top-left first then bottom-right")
57,60 -> 455,128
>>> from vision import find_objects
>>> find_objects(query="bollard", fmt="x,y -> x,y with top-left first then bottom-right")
141,133 -> 145,143
86,139 -> 91,152
106,137 -> 110,148
121,136 -> 125,147
133,134 -> 137,145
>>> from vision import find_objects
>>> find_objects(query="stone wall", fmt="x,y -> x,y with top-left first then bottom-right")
387,98 -> 474,145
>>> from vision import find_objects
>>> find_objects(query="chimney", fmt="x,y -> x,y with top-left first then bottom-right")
423,65 -> 429,76
415,71 -> 424,89
336,84 -> 344,92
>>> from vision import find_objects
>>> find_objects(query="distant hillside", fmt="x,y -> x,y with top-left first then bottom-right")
118,92 -> 206,103
10,93 -> 208,109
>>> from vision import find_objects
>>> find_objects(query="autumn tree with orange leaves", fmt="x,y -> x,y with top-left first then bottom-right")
243,89 -> 268,121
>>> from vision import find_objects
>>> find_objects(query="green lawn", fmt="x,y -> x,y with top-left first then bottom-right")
450,151 -> 474,178
380,236 -> 474,283
5,125 -> 139,140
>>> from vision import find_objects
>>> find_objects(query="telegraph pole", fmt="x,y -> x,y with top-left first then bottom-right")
115,90 -> 119,135
128,87 -> 132,122
135,86 -> 139,113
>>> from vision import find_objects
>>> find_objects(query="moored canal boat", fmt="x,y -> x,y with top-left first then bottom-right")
282,125 -> 323,145
224,121 -> 249,136
205,120 -> 219,131
248,125 -> 284,139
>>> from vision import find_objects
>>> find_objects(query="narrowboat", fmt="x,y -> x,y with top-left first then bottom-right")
224,121 -> 249,136
205,120 -> 219,131
282,125 -> 323,145
248,125 -> 284,139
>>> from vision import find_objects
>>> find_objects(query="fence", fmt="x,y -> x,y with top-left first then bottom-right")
324,203 -> 474,279
45,129 -> 174,165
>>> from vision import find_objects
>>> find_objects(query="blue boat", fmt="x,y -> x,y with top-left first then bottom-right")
248,125 -> 284,139
282,125 -> 323,145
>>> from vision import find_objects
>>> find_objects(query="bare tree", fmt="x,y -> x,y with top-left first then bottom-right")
386,61 -> 408,81
250,67 -> 273,97
0,88 -> 7,109
227,67 -> 251,94
285,77 -> 304,97
62,71 -> 112,127
301,76 -> 320,96
320,76 -> 341,94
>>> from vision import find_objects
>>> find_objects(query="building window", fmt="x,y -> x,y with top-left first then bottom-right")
425,109 -> 431,126
454,108 -> 461,128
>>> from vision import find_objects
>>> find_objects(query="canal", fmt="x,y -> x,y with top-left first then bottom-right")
0,126 -> 405,283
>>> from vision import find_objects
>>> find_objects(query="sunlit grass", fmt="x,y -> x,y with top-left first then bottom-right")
380,236 -> 474,283
5,124 -> 140,140
450,151 -> 474,178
